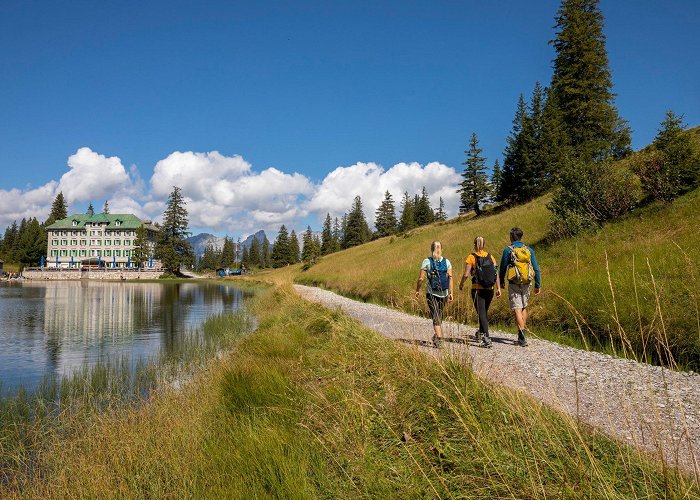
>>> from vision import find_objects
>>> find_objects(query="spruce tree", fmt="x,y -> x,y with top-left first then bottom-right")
550,0 -> 630,161
271,225 -> 290,268
45,192 -> 68,226
340,213 -> 348,248
538,88 -> 571,185
103,200 -> 110,214
1,221 -> 19,262
414,187 -> 434,226
262,236 -> 271,268
301,226 -> 321,265
288,230 -> 300,264
86,203 -> 95,216
399,192 -> 416,231
434,197 -> 447,221
16,218 -> 45,267
132,224 -> 150,268
155,186 -> 194,273
650,110 -> 700,198
459,133 -> 490,215
501,95 -> 536,203
491,160 -> 503,201
331,217 -> 342,253
241,246 -> 250,268
374,191 -> 398,238
248,237 -> 261,267
344,196 -> 371,248
320,213 -> 334,255
220,237 -> 236,268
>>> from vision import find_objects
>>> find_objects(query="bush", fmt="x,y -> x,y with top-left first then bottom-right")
548,158 -> 642,238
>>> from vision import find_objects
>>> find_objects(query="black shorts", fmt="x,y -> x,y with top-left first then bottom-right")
426,294 -> 447,326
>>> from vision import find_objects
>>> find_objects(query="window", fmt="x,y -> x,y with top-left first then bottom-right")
105,250 -> 111,256
61,239 -> 68,246
61,250 -> 68,256
114,239 -> 121,246
52,239 -> 58,246
124,250 -> 131,256
50,250 -> 57,256
90,250 -> 96,256
72,230 -> 77,236
124,240 -> 131,246
97,250 -> 102,257
80,250 -> 87,256
72,221 -> 78,226
71,239 -> 77,245
70,250 -> 77,256
115,220 -> 122,227
115,250 -> 121,257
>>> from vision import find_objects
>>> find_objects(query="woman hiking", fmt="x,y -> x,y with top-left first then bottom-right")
415,241 -> 453,348
459,236 -> 501,348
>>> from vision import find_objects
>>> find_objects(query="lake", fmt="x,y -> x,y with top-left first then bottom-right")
0,280 -> 249,395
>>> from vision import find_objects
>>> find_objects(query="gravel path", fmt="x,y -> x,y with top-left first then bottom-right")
295,284 -> 700,477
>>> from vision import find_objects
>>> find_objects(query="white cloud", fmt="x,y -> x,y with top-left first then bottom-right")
0,182 -> 57,228
57,147 -> 131,204
306,161 -> 462,225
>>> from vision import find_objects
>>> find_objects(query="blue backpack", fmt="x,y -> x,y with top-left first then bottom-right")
428,257 -> 450,292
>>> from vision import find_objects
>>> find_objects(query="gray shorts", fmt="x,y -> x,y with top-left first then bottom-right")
508,283 -> 531,310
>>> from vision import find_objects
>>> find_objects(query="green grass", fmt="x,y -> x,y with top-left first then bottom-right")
6,286 -> 695,497
290,187 -> 700,370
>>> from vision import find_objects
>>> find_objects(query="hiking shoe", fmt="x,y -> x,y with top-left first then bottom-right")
432,335 -> 443,349
474,331 -> 483,342
516,331 -> 528,347
480,337 -> 492,348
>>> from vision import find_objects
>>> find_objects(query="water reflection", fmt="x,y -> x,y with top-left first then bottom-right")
0,281 -> 249,395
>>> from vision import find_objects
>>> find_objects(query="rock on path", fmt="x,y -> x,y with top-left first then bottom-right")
295,284 -> 700,477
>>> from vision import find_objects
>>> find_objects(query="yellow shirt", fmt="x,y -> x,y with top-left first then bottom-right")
465,250 -> 497,290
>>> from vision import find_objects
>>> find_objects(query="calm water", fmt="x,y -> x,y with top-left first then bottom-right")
0,280 -> 249,395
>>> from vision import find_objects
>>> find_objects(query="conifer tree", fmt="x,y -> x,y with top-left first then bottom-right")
241,246 -> 250,268
132,224 -> 150,268
103,200 -> 110,214
340,213 -> 348,248
200,243 -> 218,270
86,202 -> 95,216
45,192 -> 68,226
331,217 -> 342,253
501,95 -> 536,203
262,236 -> 271,268
374,191 -> 398,238
550,0 -> 630,161
155,186 -> 194,273
414,187 -> 434,226
248,237 -> 261,267
288,230 -> 300,264
434,197 -> 447,221
271,225 -> 290,268
538,88 -> 571,185
16,218 -> 45,267
459,133 -> 490,215
220,237 -> 236,268
344,196 -> 371,248
301,226 -> 321,265
320,213 -> 335,255
1,221 -> 18,262
399,191 -> 416,231
491,160 -> 503,201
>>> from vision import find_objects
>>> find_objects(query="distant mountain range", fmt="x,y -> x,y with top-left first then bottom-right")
187,230 -> 268,259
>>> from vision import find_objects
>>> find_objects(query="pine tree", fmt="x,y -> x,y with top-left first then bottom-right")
344,196 -> 371,248
501,95 -> 536,203
248,237 -> 261,267
220,237 -> 236,268
301,226 -> 321,265
16,218 -> 45,267
374,191 -> 398,238
434,197 -> 447,221
155,186 -> 194,273
132,224 -> 150,268
414,187 -> 434,226
320,213 -> 335,255
550,0 -> 630,161
271,225 -> 290,268
262,236 -> 271,268
491,160 -> 503,201
45,192 -> 68,226
288,230 -> 300,264
86,202 -> 95,216
399,192 -> 416,231
459,133 -> 491,215
103,200 -> 110,214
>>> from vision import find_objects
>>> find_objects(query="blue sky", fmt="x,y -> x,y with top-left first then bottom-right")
1,0 -> 698,236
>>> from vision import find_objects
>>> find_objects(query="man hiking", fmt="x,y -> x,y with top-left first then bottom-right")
499,227 -> 541,347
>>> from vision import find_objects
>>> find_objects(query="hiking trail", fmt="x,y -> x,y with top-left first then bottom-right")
294,284 -> 700,477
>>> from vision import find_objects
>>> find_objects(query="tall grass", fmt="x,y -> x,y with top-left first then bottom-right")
6,285 -> 694,497
287,188 -> 700,370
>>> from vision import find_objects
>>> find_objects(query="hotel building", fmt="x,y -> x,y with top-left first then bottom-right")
45,213 -> 159,268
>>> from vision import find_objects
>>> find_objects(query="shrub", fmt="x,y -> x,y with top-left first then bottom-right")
548,158 -> 642,238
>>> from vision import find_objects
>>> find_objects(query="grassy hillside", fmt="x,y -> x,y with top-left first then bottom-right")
288,186 -> 700,370
6,287 -> 694,497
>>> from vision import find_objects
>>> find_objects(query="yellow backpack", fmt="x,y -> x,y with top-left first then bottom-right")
506,245 -> 535,285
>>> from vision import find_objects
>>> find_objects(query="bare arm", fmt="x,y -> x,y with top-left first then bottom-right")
415,269 -> 426,298
459,264 -> 472,291
448,269 -> 454,301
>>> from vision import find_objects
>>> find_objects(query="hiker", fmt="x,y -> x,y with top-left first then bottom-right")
415,241 -> 453,348
459,236 -> 501,348
499,227 -> 541,346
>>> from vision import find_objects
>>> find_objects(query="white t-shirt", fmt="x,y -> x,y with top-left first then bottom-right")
421,257 -> 452,297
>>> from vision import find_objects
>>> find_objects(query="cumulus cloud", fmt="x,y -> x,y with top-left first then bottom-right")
149,151 -> 313,231
0,182 -> 57,228
57,147 -> 131,203
306,161 -> 462,225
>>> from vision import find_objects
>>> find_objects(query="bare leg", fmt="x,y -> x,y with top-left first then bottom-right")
434,324 -> 442,338
522,308 -> 528,330
513,308 -> 526,330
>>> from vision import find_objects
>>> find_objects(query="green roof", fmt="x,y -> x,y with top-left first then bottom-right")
46,213 -> 147,230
